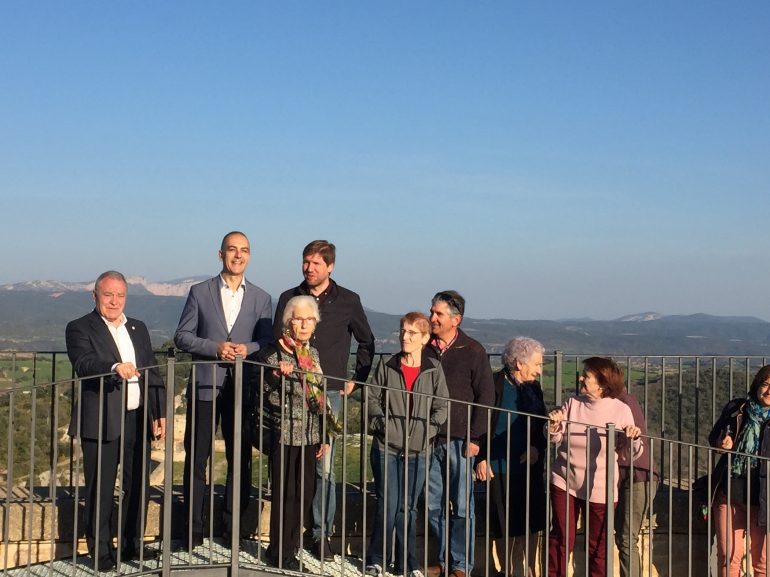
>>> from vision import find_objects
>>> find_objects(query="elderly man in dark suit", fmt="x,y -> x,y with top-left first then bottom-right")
66,270 -> 166,572
175,230 -> 273,549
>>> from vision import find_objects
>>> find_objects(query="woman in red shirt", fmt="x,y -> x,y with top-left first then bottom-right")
366,312 -> 450,577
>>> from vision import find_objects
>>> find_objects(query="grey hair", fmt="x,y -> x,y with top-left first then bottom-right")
502,336 -> 545,370
281,295 -> 321,330
94,271 -> 127,293
431,290 -> 465,317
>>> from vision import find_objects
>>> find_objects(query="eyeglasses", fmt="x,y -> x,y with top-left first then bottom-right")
400,329 -> 424,338
290,317 -> 317,326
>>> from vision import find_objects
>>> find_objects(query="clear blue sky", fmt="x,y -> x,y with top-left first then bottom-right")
2,2 -> 768,320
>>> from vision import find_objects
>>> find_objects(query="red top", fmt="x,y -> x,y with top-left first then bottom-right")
401,363 -> 419,392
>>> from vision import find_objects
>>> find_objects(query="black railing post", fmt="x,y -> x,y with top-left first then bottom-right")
554,350 -> 563,406
231,355 -> 243,575
4,384 -> 15,571
69,360 -> 75,487
49,358 -> 59,575
50,352 -> 57,480
605,422 -> 615,577
161,353 -> 175,577
677,356 -> 683,486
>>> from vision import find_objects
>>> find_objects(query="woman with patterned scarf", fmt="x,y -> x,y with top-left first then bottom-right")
708,364 -> 770,577
250,295 -> 332,571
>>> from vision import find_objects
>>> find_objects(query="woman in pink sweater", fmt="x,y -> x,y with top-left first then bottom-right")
547,357 -> 642,577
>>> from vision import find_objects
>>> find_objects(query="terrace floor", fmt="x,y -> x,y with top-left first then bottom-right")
6,539 -> 374,577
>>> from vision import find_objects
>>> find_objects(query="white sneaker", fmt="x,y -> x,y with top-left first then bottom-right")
366,564 -> 384,577
408,570 -> 425,577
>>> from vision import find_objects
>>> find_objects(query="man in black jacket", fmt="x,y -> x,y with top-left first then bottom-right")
425,290 -> 494,577
273,240 -> 375,559
66,271 -> 166,572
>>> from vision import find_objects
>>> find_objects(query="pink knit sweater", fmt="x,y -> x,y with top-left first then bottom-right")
549,395 -> 642,503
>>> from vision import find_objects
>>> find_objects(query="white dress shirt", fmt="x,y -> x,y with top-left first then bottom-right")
101,313 -> 141,411
219,274 -> 246,334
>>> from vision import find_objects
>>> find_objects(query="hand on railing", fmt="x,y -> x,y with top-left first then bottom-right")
341,380 -> 356,396
624,425 -> 641,439
115,362 -> 140,380
464,440 -> 480,458
548,408 -> 565,433
277,361 -> 295,376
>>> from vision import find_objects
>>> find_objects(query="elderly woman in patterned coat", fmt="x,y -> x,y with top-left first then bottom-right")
250,295 -> 329,571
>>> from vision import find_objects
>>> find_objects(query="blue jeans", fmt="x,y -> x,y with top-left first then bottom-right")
312,390 -> 341,539
368,442 -> 427,572
428,439 -> 476,573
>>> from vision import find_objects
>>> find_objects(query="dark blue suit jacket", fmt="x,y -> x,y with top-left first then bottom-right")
174,276 -> 272,401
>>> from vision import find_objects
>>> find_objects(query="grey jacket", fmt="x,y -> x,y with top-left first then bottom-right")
175,276 -> 272,401
367,353 -> 449,454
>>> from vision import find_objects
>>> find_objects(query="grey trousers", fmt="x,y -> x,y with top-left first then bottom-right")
614,477 -> 658,577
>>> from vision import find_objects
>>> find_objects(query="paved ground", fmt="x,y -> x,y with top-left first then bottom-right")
6,539 -> 375,577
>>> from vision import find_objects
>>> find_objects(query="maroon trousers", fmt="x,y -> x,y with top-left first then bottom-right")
548,485 -> 613,577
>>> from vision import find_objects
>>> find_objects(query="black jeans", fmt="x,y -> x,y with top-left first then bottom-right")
266,443 -> 317,563
182,384 -> 252,536
81,408 -> 150,559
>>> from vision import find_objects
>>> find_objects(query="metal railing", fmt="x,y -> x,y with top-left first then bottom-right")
1,352 -> 770,576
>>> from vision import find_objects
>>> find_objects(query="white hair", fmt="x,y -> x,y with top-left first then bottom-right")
281,295 -> 321,330
502,336 -> 545,369
94,270 -> 127,293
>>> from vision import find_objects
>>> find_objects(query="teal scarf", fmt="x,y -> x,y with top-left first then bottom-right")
731,400 -> 770,477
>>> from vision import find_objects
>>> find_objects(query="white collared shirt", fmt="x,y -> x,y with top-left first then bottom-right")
101,313 -> 141,411
220,274 -> 246,334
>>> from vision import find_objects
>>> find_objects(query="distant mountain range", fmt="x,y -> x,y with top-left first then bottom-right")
1,278 -> 769,356
0,276 -> 207,297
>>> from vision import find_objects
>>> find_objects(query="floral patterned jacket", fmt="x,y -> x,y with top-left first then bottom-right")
256,342 -> 325,446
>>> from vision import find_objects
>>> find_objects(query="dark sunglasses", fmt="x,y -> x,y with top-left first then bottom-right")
434,292 -> 464,316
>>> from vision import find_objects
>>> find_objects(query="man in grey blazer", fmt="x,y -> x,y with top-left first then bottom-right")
175,231 -> 272,548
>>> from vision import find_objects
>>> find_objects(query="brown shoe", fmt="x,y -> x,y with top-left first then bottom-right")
426,565 -> 444,577
449,570 -> 466,577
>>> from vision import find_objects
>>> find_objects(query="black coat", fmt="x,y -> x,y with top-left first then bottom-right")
707,397 -> 770,505
66,310 -> 165,441
477,369 -> 547,463
477,369 -> 548,536
273,279 -> 375,388
425,329 -> 495,443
